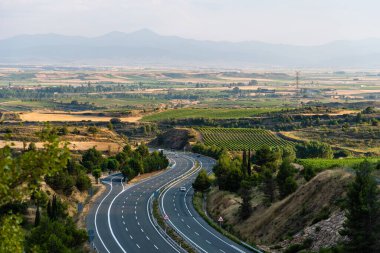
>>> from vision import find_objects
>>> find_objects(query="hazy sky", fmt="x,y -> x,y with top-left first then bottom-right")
1,0 -> 380,45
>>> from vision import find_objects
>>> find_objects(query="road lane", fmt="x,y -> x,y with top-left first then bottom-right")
86,152 -> 194,253
160,154 -> 260,253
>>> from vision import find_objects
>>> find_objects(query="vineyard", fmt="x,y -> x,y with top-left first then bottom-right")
198,127 -> 293,150
142,108 -> 281,121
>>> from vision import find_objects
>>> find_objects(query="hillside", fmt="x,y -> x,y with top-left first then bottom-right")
150,128 -> 198,150
2,30 -> 380,67
206,169 -> 353,252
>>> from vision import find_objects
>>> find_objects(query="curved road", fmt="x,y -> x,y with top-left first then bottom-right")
160,154 -> 258,253
86,152 -> 258,253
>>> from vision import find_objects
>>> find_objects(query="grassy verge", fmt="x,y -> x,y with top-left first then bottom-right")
152,199 -> 196,253
192,192 -> 262,252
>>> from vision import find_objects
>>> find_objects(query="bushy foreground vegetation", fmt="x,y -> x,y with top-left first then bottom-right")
0,129 -> 88,252
199,127 -> 293,150
0,126 -> 169,252
80,142 -> 169,183
194,139 -> 380,252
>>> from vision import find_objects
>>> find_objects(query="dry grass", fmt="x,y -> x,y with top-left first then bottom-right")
207,170 -> 353,245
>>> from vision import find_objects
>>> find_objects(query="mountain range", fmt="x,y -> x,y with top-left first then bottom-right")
1,29 -> 380,68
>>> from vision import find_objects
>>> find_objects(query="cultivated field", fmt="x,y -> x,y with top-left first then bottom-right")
297,157 -> 380,172
142,108 -> 280,121
199,127 -> 293,150
19,111 -> 141,122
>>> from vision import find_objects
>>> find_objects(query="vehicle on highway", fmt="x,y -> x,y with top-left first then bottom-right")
180,187 -> 186,192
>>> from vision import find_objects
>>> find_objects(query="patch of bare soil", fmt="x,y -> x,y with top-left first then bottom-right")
19,111 -> 141,122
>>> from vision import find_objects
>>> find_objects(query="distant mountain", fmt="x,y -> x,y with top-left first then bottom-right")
1,29 -> 380,68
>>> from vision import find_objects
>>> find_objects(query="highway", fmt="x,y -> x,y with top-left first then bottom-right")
160,154 -> 257,253
86,152 -> 258,253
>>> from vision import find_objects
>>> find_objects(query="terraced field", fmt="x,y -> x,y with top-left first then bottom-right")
199,127 -> 293,150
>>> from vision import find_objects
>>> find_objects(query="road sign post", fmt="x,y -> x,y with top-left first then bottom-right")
218,216 -> 223,228
164,214 -> 169,233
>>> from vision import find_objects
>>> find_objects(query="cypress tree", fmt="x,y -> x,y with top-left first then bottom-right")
242,150 -> 248,177
52,195 -> 57,220
247,149 -> 252,176
47,200 -> 52,219
239,180 -> 252,220
34,204 -> 40,227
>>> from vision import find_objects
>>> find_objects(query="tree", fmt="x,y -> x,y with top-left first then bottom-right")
247,149 -> 252,176
242,150 -> 247,175
261,167 -> 276,204
81,147 -> 103,172
277,161 -> 298,199
341,161 -> 380,253
107,122 -> 114,131
192,169 -> 211,193
303,166 -> 316,181
128,158 -> 143,175
34,205 -> 41,227
213,153 -> 243,192
254,145 -> 282,169
92,169 -> 101,184
136,142 -> 149,157
87,126 -> 98,135
75,172 -> 91,192
239,180 -> 252,220
121,165 -> 135,182
296,141 -> 333,159
28,142 -> 37,151
0,215 -> 24,252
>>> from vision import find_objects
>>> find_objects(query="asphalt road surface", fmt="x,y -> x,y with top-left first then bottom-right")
86,152 -> 258,253
160,154 -> 258,253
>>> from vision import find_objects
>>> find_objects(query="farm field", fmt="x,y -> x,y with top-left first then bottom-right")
19,111 -> 141,122
297,157 -> 380,172
142,108 -> 281,121
198,127 -> 293,150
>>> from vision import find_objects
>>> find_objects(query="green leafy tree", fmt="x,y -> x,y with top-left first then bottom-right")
81,147 -> 103,172
213,153 -> 243,192
341,161 -> 380,253
0,127 -> 70,210
75,172 -> 92,192
254,145 -> 282,169
192,169 -> 211,193
277,161 -> 298,199
0,215 -> 24,252
107,122 -> 114,131
136,142 -> 149,157
92,168 -> 102,184
121,165 -> 135,182
303,166 -> 316,181
261,167 -> 276,204
296,141 -> 333,159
